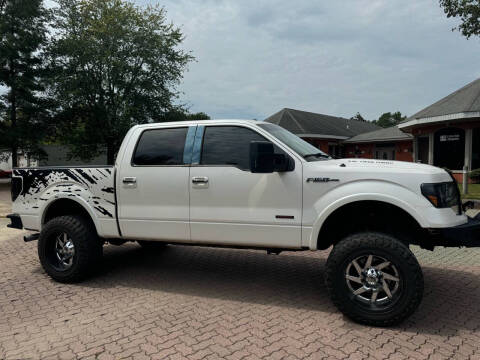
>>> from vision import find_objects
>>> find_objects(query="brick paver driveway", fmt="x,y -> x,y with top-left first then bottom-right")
1,223 -> 480,360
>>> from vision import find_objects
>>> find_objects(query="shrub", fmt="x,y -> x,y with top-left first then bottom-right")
469,168 -> 480,183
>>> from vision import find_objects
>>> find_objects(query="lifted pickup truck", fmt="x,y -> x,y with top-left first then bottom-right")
8,120 -> 480,326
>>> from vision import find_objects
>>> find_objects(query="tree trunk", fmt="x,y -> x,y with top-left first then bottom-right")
11,146 -> 18,168
106,143 -> 115,165
9,47 -> 18,167
10,76 -> 17,168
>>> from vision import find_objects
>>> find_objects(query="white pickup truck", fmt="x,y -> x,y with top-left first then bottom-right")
7,120 -> 480,326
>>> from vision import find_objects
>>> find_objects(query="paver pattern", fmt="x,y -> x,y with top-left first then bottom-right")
1,183 -> 480,360
1,232 -> 480,360
0,181 -> 11,217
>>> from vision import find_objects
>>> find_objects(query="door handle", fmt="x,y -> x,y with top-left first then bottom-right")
192,176 -> 209,184
122,177 -> 137,184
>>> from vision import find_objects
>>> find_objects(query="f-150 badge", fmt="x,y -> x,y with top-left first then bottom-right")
306,177 -> 340,183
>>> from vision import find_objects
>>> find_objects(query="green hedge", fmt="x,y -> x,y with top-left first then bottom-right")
469,168 -> 480,182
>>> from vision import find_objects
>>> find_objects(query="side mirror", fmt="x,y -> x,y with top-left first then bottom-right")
250,141 -> 293,173
250,141 -> 274,173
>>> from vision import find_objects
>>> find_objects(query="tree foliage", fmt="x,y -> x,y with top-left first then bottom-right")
439,0 -> 480,39
156,108 -> 210,122
0,0 -> 51,167
372,111 -> 406,128
48,0 -> 194,164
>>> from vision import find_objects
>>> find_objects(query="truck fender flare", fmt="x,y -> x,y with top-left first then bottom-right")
309,193 -> 428,250
40,195 -> 100,233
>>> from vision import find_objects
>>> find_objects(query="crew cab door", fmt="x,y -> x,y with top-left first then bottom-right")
189,124 -> 303,248
116,125 -> 194,241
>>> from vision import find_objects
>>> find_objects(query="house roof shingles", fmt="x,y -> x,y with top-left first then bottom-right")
344,125 -> 413,143
408,77 -> 480,120
264,108 -> 379,138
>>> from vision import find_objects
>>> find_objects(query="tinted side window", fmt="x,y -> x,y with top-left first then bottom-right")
201,126 -> 266,170
133,127 -> 188,165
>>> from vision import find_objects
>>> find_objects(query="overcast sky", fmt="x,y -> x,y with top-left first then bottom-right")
34,0 -> 480,121
129,0 -> 479,121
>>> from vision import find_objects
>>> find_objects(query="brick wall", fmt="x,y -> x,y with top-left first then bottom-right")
395,141 -> 413,162
343,141 -> 413,161
344,143 -> 375,158
302,138 -> 330,153
300,137 -> 414,162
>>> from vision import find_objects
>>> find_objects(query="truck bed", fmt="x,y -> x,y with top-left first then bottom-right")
11,167 -> 116,230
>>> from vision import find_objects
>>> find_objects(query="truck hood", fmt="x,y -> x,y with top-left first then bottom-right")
328,158 -> 447,175
303,158 -> 453,191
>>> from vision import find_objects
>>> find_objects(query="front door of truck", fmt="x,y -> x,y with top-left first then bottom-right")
117,125 -> 194,241
189,124 -> 303,248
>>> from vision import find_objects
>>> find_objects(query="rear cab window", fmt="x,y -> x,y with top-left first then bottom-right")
132,127 -> 188,166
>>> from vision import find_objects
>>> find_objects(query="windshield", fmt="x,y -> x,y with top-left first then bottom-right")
257,123 -> 331,161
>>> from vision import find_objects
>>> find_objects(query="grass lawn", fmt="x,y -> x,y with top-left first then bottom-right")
459,184 -> 480,200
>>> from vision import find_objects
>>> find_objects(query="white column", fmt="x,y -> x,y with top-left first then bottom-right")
465,128 -> 472,171
428,133 -> 434,165
412,136 -> 418,162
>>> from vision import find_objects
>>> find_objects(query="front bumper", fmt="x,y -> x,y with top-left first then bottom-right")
427,214 -> 480,247
6,213 -> 23,230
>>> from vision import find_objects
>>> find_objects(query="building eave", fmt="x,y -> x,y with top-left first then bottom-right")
399,112 -> 480,130
344,137 -> 413,144
297,134 -> 350,140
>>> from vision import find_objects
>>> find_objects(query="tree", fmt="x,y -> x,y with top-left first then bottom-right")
48,0 -> 194,164
156,108 -> 210,122
373,111 -> 406,128
439,0 -> 480,39
185,112 -> 210,120
0,0 -> 50,167
350,112 -> 366,122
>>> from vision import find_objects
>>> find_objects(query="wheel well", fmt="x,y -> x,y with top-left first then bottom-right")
317,200 -> 424,250
43,199 -> 97,234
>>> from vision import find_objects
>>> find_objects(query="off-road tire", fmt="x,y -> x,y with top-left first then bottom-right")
137,240 -> 167,250
38,215 -> 102,283
325,232 -> 423,326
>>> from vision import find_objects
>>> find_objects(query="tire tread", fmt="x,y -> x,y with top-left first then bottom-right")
325,232 -> 423,326
38,215 -> 102,283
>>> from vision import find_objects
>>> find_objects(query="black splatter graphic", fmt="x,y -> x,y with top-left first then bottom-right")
13,167 -> 116,220
76,169 -> 97,185
94,206 -> 113,217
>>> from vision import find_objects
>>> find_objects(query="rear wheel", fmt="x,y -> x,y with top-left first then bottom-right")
38,215 -> 102,283
325,232 -> 423,326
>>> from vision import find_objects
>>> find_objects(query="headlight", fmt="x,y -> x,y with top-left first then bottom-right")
421,182 -> 459,209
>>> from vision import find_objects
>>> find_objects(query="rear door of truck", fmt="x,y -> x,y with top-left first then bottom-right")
116,124 -> 193,241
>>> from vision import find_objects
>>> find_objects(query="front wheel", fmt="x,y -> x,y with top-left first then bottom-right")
325,232 -> 423,326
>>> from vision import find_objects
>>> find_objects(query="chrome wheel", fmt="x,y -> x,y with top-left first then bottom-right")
345,254 -> 400,306
54,232 -> 75,269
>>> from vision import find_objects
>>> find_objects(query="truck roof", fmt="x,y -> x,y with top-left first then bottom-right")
133,119 -> 259,130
